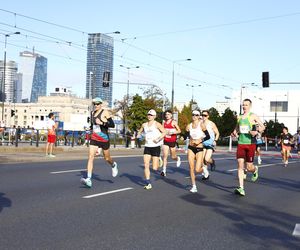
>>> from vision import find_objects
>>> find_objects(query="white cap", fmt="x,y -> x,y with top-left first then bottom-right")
147,109 -> 157,116
192,110 -> 201,116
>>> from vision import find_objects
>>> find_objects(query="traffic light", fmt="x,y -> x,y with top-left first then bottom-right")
262,72 -> 269,88
11,110 -> 15,117
102,71 -> 110,87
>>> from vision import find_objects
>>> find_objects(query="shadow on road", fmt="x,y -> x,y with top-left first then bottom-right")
0,192 -> 12,213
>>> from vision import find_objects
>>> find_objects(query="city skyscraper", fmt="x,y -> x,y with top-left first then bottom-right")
19,51 -> 47,103
0,60 -> 18,103
86,33 -> 114,107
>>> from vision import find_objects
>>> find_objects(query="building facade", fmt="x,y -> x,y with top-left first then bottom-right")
217,88 -> 300,134
0,60 -> 18,103
86,33 -> 114,107
19,51 -> 47,103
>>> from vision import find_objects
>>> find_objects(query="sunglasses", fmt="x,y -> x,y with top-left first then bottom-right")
147,114 -> 154,116
202,114 -> 208,117
93,102 -> 102,105
192,114 -> 200,116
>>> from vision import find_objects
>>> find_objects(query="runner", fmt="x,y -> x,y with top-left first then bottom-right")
231,99 -> 265,196
45,112 -> 57,157
255,127 -> 264,165
279,127 -> 294,167
201,110 -> 220,180
137,109 -> 166,190
161,110 -> 181,177
186,110 -> 210,193
80,98 -> 118,188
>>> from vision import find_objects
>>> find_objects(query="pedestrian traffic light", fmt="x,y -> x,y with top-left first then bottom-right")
103,71 -> 110,87
262,72 -> 269,88
11,110 -> 15,117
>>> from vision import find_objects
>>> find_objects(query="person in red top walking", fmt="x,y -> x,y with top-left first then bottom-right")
161,110 -> 181,177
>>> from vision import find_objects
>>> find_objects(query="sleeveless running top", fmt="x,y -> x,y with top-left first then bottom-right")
202,120 -> 215,146
281,133 -> 293,146
91,109 -> 109,142
164,120 -> 177,143
238,112 -> 255,144
144,122 -> 163,147
189,122 -> 205,140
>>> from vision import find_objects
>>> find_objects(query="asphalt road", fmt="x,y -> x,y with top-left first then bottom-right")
0,152 -> 299,250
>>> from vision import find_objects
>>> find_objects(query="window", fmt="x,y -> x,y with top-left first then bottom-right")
270,101 -> 288,112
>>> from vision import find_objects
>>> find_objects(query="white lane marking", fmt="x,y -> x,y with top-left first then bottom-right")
293,224 -> 300,236
82,187 -> 133,199
51,169 -> 86,174
50,155 -> 235,174
227,160 -> 300,172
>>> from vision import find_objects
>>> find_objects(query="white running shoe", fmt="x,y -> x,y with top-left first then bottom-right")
176,156 -> 181,167
112,162 -> 118,177
258,157 -> 262,165
80,177 -> 92,188
190,185 -> 197,193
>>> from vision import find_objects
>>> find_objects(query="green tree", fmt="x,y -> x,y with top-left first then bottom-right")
219,108 -> 237,137
207,107 -> 221,129
264,120 -> 285,138
127,94 -> 148,131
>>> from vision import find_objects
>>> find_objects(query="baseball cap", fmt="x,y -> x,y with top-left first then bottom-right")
147,109 -> 157,116
92,97 -> 103,104
192,110 -> 201,116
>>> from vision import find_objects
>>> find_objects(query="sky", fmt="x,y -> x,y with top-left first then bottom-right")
1,0 -> 300,110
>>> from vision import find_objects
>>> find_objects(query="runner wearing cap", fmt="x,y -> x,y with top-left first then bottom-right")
137,109 -> 166,190
278,127 -> 294,167
186,110 -> 211,193
80,98 -> 118,188
161,110 -> 181,177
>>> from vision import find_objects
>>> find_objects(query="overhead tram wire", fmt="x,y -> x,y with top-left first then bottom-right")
1,8 -> 247,88
120,11 -> 300,41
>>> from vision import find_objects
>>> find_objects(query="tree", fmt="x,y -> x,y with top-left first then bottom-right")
219,108 -> 237,137
264,120 -> 285,139
207,107 -> 221,129
127,94 -> 149,131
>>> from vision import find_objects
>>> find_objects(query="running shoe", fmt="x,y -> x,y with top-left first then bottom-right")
160,171 -> 166,177
251,166 -> 259,182
144,183 -> 152,190
258,157 -> 262,165
80,177 -> 92,188
112,162 -> 118,177
202,166 -> 210,180
48,154 -> 56,158
234,186 -> 245,196
176,156 -> 181,167
210,159 -> 216,171
243,172 -> 247,180
190,185 -> 198,193
159,157 -> 163,168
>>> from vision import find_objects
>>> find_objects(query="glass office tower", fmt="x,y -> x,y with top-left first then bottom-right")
0,60 -> 18,102
19,51 -> 47,103
86,33 -> 114,107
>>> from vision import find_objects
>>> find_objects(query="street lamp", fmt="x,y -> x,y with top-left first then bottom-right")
1,31 -> 20,121
239,83 -> 257,115
119,64 -> 139,144
171,58 -> 191,110
186,84 -> 201,103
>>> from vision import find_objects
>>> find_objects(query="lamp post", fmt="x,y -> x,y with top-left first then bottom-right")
119,64 -> 139,144
171,58 -> 191,110
186,84 -> 201,103
239,83 -> 257,115
1,31 -> 20,121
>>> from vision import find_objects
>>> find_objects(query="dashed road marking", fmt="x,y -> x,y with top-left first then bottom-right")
82,187 -> 133,199
51,169 -> 86,174
292,224 -> 300,236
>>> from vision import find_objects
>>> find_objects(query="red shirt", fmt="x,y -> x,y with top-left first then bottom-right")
163,120 -> 177,143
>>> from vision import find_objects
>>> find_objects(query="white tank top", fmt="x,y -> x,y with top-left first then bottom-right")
144,122 -> 163,147
189,122 -> 205,140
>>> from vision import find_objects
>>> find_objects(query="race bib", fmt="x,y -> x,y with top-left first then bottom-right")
239,125 -> 249,134
93,125 -> 101,133
283,139 -> 289,144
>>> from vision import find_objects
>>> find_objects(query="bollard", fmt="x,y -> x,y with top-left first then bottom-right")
15,129 -> 19,147
71,131 -> 75,147
36,130 -> 39,147
229,136 -> 232,152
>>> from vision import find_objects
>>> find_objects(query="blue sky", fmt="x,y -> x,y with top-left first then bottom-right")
1,1 -> 300,109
